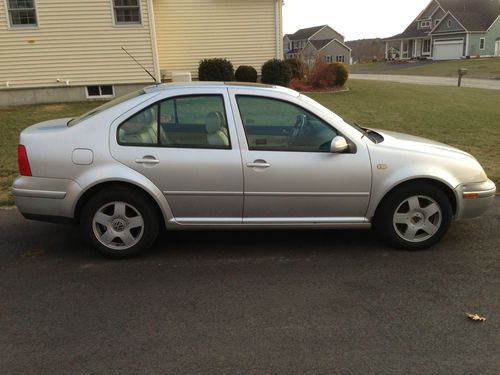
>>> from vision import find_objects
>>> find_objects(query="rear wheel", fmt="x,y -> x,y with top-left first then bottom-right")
80,187 -> 159,258
375,183 -> 453,250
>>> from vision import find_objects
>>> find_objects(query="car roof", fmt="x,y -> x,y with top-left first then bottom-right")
143,82 -> 300,97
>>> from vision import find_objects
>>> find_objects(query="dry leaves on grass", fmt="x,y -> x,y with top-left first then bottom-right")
466,313 -> 487,322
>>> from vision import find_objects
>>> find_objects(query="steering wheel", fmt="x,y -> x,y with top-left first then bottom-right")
289,114 -> 308,145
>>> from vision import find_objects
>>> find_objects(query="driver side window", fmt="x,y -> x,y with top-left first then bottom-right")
236,96 -> 337,152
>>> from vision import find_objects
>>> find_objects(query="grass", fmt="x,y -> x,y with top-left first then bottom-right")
350,58 -> 500,79
0,80 -> 499,206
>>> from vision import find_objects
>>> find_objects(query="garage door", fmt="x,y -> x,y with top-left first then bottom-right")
433,40 -> 463,60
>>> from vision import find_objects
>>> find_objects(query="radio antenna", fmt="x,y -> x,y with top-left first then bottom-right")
121,47 -> 158,84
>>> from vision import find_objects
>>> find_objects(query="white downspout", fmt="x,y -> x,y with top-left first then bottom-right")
465,32 -> 470,57
275,0 -> 282,59
147,0 -> 161,82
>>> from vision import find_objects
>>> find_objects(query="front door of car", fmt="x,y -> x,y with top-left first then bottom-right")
110,90 -> 243,224
229,92 -> 372,224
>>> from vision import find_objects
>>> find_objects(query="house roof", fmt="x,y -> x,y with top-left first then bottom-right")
289,25 -> 326,41
385,0 -> 500,40
310,39 -> 333,49
437,0 -> 500,30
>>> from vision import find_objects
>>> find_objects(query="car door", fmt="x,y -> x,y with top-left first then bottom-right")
110,88 -> 243,224
228,89 -> 371,224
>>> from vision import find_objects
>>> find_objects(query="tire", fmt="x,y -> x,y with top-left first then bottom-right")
374,183 -> 453,251
80,187 -> 160,258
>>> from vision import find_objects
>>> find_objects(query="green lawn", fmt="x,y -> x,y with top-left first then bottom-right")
1,80 -> 499,206
350,58 -> 500,79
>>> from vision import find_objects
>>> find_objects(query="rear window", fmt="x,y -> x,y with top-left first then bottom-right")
67,89 -> 146,127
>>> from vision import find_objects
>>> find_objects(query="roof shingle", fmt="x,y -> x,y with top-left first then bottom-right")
385,0 -> 500,40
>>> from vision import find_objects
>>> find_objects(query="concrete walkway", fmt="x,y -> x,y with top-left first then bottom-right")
350,74 -> 500,90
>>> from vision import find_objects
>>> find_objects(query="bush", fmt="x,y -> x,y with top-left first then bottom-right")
286,58 -> 306,80
261,59 -> 292,86
331,62 -> 349,87
308,61 -> 349,88
235,65 -> 258,82
198,58 -> 235,81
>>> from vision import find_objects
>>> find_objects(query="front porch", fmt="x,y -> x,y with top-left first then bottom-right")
385,38 -> 432,60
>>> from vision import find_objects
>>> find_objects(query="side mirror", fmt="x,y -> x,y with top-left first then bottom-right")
330,136 -> 349,153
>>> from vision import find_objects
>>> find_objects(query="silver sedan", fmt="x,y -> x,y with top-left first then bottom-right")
13,83 -> 496,257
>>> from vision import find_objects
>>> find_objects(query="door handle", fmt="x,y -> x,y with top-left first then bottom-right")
135,156 -> 160,165
246,160 -> 271,169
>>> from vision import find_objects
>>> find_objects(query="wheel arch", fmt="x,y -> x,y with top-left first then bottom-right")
373,178 -> 458,219
73,180 -> 169,229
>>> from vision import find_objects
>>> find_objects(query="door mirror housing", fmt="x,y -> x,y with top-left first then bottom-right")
330,136 -> 349,153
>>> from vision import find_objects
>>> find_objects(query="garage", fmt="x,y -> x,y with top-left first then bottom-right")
433,39 -> 464,60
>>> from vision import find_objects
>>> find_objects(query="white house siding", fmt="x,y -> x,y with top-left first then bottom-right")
0,0 -> 156,89
154,0 -> 282,79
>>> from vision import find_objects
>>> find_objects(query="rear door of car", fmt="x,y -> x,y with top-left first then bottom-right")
110,87 -> 243,224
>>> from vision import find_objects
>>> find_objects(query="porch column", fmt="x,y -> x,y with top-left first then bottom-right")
400,40 -> 404,59
385,42 -> 389,59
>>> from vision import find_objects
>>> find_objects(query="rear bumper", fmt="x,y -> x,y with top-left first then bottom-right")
455,179 -> 497,220
13,176 -> 82,221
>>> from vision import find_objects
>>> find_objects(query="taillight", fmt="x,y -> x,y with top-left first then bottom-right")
18,144 -> 32,176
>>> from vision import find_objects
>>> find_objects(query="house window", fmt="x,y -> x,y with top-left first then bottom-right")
336,55 -> 345,63
479,38 -> 486,50
447,19 -> 452,28
434,19 -> 440,27
423,39 -> 431,53
325,55 -> 333,63
420,20 -> 431,28
87,85 -> 115,98
113,0 -> 141,25
7,0 -> 38,27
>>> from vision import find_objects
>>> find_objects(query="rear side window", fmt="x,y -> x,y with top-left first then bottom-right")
159,95 -> 230,149
117,95 -> 231,149
118,105 -> 158,145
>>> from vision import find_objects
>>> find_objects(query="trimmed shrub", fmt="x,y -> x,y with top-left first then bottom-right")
309,61 -> 349,88
286,58 -> 306,80
331,62 -> 349,87
235,65 -> 258,82
198,58 -> 235,81
261,59 -> 292,86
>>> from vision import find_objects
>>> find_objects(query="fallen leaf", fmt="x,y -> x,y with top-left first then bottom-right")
21,249 -> 45,258
466,313 -> 486,322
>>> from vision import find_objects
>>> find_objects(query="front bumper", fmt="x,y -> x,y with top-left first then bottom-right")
12,176 -> 82,221
455,179 -> 497,220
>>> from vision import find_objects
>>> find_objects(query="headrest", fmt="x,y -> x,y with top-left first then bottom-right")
205,111 -> 224,134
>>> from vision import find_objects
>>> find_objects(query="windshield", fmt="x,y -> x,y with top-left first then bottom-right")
67,89 -> 146,127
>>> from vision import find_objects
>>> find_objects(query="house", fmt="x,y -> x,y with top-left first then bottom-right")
0,0 -> 284,105
283,25 -> 352,65
385,0 -> 500,60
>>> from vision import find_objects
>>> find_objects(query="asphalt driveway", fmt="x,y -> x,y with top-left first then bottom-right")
0,199 -> 499,374
350,74 -> 500,90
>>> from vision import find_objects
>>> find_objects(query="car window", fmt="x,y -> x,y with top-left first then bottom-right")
118,105 -> 158,145
236,96 -> 338,152
159,95 -> 230,149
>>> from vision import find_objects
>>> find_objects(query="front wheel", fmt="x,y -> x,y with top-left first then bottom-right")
375,183 -> 453,250
80,187 -> 159,258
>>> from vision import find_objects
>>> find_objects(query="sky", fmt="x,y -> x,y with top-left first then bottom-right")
283,0 -> 432,41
